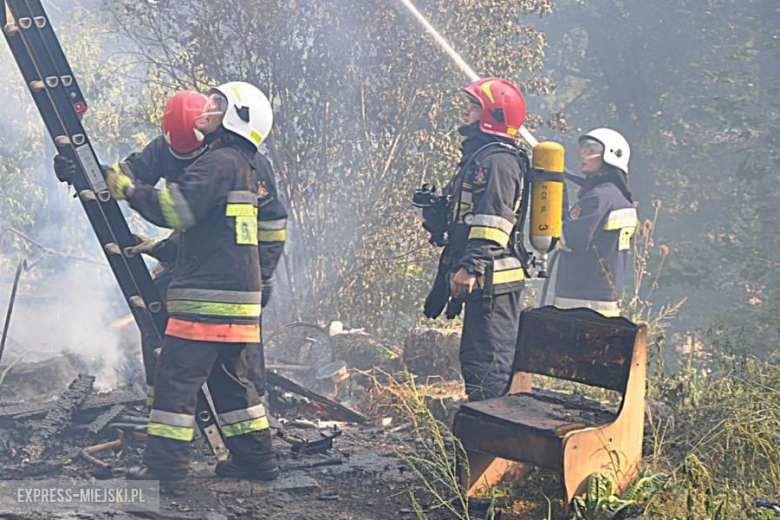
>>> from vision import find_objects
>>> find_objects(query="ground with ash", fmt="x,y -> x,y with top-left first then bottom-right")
0,373 -> 427,519
0,330 -> 565,519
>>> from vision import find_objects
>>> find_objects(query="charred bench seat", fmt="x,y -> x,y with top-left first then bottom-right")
453,306 -> 647,511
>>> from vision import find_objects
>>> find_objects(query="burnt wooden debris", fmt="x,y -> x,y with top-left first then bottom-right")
403,326 -> 461,380
80,387 -> 146,410
0,387 -> 144,419
24,373 -> 95,460
267,370 -> 368,424
84,404 -> 125,435
453,306 -> 648,513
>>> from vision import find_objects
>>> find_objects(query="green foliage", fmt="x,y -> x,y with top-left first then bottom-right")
0,5 -> 159,276
540,0 -> 779,358
364,369 -> 495,519
571,469 -> 669,519
650,326 -> 780,498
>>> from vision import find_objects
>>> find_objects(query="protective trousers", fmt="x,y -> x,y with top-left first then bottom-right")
142,269 -> 175,407
147,265 -> 268,409
144,336 -> 274,477
459,287 -> 523,401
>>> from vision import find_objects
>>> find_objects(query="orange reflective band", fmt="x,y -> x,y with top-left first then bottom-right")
166,318 -> 260,343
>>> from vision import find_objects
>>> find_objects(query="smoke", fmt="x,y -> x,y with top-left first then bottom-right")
0,256 -> 141,392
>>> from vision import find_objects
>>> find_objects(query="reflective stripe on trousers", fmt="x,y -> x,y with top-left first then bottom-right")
218,404 -> 270,438
554,296 -> 621,317
147,409 -> 196,442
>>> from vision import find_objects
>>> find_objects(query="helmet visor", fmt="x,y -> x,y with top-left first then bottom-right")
194,92 -> 229,129
579,138 -> 604,158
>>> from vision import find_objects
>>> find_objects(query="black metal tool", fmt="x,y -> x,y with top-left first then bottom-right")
278,427 -> 343,454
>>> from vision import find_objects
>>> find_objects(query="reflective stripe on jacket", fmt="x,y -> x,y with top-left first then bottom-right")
255,153 -> 288,281
555,178 -> 637,305
445,139 -> 527,295
553,296 -> 621,317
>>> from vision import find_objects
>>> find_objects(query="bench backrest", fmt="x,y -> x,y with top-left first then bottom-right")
513,306 -> 641,393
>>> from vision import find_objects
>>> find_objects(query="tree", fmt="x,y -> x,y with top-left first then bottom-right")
113,0 -> 558,336
1,3 -> 157,284
537,0 -> 778,357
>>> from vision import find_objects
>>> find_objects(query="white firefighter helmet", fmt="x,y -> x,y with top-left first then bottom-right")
579,128 -> 630,174
209,81 -> 274,150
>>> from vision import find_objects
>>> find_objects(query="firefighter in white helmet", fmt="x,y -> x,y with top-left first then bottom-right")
554,128 -> 638,317
106,81 -> 279,491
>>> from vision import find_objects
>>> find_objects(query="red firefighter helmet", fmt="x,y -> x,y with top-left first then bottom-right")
161,90 -> 208,159
462,77 -> 526,140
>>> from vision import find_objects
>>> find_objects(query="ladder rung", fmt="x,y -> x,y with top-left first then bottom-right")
78,189 -> 96,201
129,296 -> 146,309
18,17 -> 31,29
45,76 -> 58,88
61,75 -> 72,87
33,16 -> 46,28
149,302 -> 163,313
72,134 -> 85,145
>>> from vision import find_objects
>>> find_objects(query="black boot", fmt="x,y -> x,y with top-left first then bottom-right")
215,457 -> 279,481
127,466 -> 187,495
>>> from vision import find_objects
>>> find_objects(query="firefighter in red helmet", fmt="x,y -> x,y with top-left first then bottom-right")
162,90 -> 209,160
55,90 -> 288,407
417,78 -> 528,401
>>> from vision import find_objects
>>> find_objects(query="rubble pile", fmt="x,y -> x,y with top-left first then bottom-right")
0,362 -> 147,481
0,352 -> 424,519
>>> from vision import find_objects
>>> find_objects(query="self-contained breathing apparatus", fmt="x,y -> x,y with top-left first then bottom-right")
413,141 -> 565,319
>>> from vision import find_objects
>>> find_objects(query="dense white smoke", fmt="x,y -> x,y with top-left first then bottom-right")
0,249 -> 142,392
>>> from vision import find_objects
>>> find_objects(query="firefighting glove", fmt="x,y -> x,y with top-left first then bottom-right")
445,297 -> 463,319
53,154 -> 77,184
423,270 -> 449,319
128,234 -> 157,257
261,278 -> 273,307
421,206 -> 447,235
106,168 -> 135,200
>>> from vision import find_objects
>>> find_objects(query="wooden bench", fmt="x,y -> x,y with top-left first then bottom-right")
452,306 -> 648,511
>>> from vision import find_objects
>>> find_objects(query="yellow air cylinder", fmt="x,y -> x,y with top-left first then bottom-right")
530,141 -> 564,256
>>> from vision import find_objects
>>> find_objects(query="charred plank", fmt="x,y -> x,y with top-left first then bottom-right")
24,374 -> 94,460
0,387 -> 143,419
84,404 -> 125,435
80,388 -> 145,410
267,371 -> 367,424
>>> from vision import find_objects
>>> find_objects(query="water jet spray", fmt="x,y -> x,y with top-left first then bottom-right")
395,0 -> 539,148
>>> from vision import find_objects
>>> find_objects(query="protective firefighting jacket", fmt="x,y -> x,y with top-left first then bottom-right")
448,130 -> 526,288
118,135 -> 288,281
254,153 -> 287,281
126,134 -> 263,343
554,172 -> 638,316
424,127 -> 526,318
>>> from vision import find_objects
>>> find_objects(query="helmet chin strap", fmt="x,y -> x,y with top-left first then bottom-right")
169,145 -> 206,161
